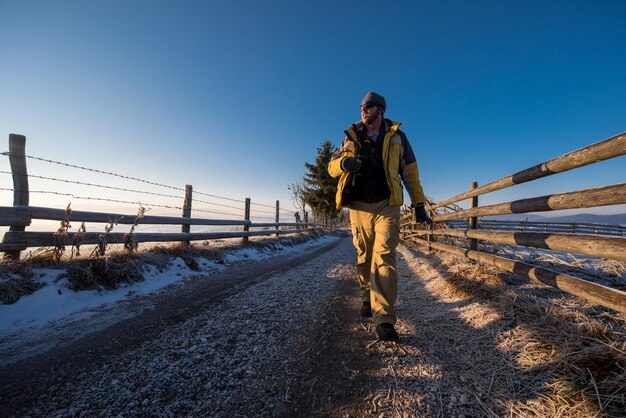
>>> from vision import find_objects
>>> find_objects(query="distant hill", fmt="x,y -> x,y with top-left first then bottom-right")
482,213 -> 626,225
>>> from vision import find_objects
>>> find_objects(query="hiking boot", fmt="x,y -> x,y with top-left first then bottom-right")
360,301 -> 372,318
376,322 -> 399,341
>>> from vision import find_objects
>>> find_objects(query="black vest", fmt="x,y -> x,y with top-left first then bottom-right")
351,124 -> 390,202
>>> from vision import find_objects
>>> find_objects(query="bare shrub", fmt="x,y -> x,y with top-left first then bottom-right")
0,276 -> 45,304
66,255 -> 144,291
71,222 -> 87,258
53,204 -> 73,262
124,205 -> 147,253
148,243 -> 208,271
92,218 -> 119,257
18,247 -> 58,267
63,264 -> 97,291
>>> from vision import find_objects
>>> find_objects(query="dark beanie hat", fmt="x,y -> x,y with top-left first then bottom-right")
361,91 -> 386,112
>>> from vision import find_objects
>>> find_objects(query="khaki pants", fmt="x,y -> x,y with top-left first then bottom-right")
349,200 -> 400,326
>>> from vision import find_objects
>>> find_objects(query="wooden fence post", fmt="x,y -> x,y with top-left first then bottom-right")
275,200 -> 280,237
181,184 -> 192,246
3,134 -> 29,260
243,198 -> 250,242
469,181 -> 478,251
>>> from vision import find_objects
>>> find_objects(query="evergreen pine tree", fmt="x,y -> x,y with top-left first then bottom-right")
303,140 -> 340,224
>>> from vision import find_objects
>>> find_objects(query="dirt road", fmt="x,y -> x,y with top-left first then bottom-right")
1,235 -> 623,417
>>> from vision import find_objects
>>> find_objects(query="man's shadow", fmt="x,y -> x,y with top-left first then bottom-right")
392,242 -> 624,417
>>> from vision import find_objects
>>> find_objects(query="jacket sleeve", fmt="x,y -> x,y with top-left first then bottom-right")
328,137 -> 356,178
398,131 -> 427,205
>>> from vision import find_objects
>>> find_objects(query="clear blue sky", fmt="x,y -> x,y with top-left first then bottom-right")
1,0 -> 625,220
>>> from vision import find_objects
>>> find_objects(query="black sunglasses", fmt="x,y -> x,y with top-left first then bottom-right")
361,102 -> 378,110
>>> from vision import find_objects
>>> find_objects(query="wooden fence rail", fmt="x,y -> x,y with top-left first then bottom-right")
403,131 -> 626,314
404,229 -> 626,261
408,237 -> 626,314
0,204 -> 322,253
439,220 -> 625,237
1,134 -> 325,257
431,132 -> 626,210
433,183 -> 626,222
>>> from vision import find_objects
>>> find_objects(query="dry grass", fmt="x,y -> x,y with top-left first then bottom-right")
64,255 -> 145,291
415,246 -> 626,417
0,260 -> 39,304
0,231 -> 336,303
0,271 -> 44,304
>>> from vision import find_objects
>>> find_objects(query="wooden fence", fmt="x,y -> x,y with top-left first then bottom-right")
446,219 -> 625,237
1,134 -> 325,258
401,132 -> 626,314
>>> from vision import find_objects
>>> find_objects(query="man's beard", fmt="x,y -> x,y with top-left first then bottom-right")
362,110 -> 379,125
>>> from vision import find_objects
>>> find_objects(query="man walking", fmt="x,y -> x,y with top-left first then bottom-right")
328,92 -> 431,341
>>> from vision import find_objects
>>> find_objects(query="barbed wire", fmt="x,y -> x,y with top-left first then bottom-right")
192,198 -> 243,210
1,152 -> 247,204
0,187 -> 183,211
1,186 -> 301,223
0,171 -> 272,213
275,206 -> 295,214
191,208 -> 243,218
4,153 -> 185,191
0,170 -> 184,200
250,216 -> 280,221
250,208 -> 277,215
250,201 -> 278,209
246,198 -> 297,214
0,187 -> 249,219
250,202 -> 300,216
193,190 -> 243,203
1,152 -> 299,213
249,207 -> 301,216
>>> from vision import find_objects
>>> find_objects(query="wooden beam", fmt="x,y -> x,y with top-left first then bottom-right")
407,236 -> 626,314
243,198 -> 251,242
2,230 -> 280,247
432,132 -> 626,209
406,229 -> 626,261
8,206 -> 251,226
0,206 -> 31,226
4,134 -> 29,260
181,185 -> 193,232
0,243 -> 28,252
275,200 -> 280,237
251,222 -> 314,228
477,219 -> 624,228
1,228 -> 325,248
469,181 -> 478,251
8,134 -> 29,207
433,183 -> 626,222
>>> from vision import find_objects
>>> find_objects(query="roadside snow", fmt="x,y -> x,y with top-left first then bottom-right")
3,236 -> 355,417
0,234 -> 340,346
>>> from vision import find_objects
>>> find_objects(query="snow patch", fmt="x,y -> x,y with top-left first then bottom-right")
0,235 -> 340,342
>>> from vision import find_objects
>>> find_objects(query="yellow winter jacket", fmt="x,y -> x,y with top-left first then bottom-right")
327,119 -> 426,209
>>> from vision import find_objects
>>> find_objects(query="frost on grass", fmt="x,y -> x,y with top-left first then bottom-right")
0,231 -> 335,304
400,241 -> 626,417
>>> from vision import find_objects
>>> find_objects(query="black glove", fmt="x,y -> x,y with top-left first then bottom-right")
414,204 -> 433,225
356,155 -> 373,176
341,156 -> 362,172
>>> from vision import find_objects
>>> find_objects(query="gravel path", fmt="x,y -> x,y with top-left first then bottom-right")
1,236 -> 358,417
2,234 -> 620,417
